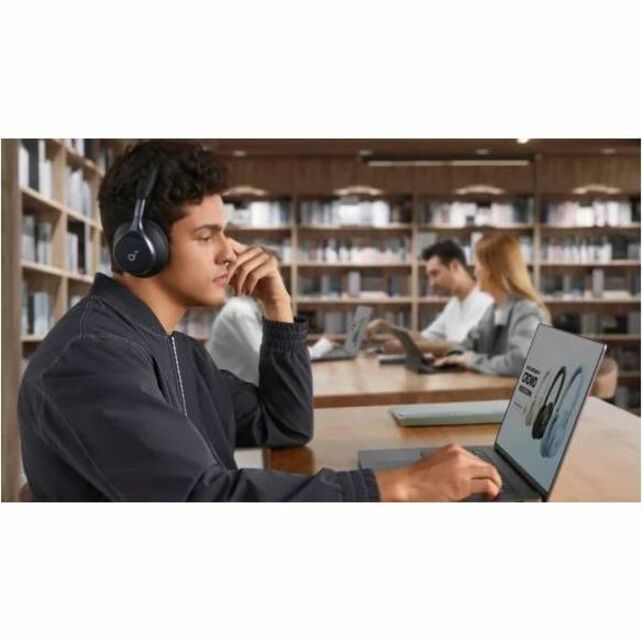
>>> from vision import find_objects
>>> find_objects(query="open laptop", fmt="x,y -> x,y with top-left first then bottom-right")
378,326 -> 460,373
359,324 -> 606,501
311,305 -> 372,362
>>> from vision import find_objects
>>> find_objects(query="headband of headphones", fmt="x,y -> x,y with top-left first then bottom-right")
543,365 -> 566,412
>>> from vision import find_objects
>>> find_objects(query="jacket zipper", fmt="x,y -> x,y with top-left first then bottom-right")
169,335 -> 225,468
170,336 -> 188,416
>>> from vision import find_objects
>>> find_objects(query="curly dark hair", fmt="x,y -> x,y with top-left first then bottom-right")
98,140 -> 229,272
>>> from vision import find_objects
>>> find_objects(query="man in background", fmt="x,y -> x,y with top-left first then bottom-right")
366,239 -> 492,354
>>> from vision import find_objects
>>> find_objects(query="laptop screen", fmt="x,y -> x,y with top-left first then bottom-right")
495,324 -> 605,495
343,306 -> 372,352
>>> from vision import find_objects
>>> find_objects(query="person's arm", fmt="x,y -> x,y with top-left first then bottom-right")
37,335 -> 378,502
217,315 -> 315,448
462,309 -> 542,376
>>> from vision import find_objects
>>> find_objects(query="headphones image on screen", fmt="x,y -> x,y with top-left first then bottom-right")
540,366 -> 586,459
531,365 -> 566,440
524,368 -> 551,426
112,166 -> 170,277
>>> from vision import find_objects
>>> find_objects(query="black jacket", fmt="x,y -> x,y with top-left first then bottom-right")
18,274 -> 380,501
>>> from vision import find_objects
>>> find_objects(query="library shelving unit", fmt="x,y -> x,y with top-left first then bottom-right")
2,138 -> 122,501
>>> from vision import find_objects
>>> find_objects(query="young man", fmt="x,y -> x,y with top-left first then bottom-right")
18,141 -> 501,502
366,239 -> 492,354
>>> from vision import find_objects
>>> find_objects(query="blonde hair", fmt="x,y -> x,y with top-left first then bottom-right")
475,233 -> 551,323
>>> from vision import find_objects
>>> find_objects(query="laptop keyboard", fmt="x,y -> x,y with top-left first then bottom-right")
465,447 -> 520,496
420,446 -> 521,497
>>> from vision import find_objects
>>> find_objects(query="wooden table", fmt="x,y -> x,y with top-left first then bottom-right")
312,353 -> 516,408
269,397 -> 641,501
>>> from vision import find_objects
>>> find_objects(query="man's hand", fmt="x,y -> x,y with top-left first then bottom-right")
227,239 -> 293,322
434,353 -> 469,369
374,444 -> 502,501
365,319 -> 394,343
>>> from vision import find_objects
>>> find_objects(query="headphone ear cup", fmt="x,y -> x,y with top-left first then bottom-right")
112,223 -> 130,273
532,404 -> 551,440
140,220 -> 170,276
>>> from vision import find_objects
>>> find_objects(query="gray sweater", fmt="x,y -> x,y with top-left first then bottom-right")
454,295 -> 547,377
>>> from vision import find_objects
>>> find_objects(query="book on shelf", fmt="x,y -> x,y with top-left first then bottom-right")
66,167 -> 93,216
66,139 -> 96,160
21,289 -> 53,336
36,222 -> 53,264
300,199 -> 411,227
224,201 -> 289,227
22,217 -> 53,265
554,312 -> 640,335
591,269 -> 605,298
420,199 -> 533,227
298,238 -> 409,263
299,273 -> 410,299
20,140 -> 53,198
543,200 -> 635,227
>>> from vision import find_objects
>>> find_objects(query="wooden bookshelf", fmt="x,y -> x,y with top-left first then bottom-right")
2,138 -> 125,501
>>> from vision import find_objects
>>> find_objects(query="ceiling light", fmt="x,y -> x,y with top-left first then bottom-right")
517,138 -> 530,144
366,159 -> 531,167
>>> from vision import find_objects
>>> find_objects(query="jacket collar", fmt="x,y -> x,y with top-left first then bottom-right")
90,273 -> 170,337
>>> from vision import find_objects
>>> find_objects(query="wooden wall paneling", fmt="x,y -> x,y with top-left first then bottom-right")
294,158 -> 358,195
414,165 -> 453,195
226,157 -> 295,194
448,164 -> 535,195
355,163 -> 415,194
538,155 -> 641,195
2,140 -> 22,501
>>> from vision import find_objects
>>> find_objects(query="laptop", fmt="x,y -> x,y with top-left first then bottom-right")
310,306 -> 373,362
359,324 -> 606,501
378,326 -> 460,373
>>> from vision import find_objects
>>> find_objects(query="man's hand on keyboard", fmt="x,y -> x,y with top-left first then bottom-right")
374,444 -> 502,502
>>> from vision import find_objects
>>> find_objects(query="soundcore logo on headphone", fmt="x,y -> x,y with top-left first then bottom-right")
128,251 -> 139,262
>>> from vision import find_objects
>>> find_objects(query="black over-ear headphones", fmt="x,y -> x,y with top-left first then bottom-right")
532,365 -> 566,440
112,167 -> 170,277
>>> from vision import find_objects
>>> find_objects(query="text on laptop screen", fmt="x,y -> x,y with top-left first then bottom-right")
496,325 -> 605,493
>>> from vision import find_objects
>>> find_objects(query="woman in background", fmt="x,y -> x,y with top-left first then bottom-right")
434,232 -> 550,377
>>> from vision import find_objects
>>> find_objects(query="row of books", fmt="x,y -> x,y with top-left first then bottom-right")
298,273 -> 410,299
541,271 -> 640,299
21,216 -> 53,264
19,140 -> 53,198
224,201 -> 289,227
66,167 -> 93,216
299,308 -> 411,335
66,228 -> 91,274
542,200 -> 638,227
420,199 -> 534,227
299,200 -> 412,227
546,312 -> 640,335
541,237 -> 640,262
21,284 -> 54,336
298,238 -> 410,263
66,139 -> 114,174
